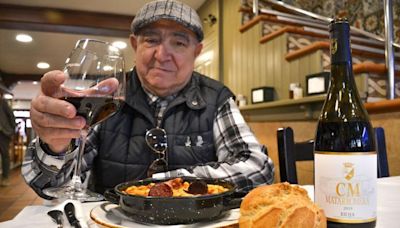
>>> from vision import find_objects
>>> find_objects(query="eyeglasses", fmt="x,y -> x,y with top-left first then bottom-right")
145,127 -> 168,177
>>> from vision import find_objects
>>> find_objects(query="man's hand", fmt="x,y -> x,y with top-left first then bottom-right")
30,71 -> 86,153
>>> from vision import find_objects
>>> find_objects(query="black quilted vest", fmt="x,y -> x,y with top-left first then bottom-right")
89,69 -> 234,193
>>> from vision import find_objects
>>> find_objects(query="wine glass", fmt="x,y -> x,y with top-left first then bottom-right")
43,38 -> 126,202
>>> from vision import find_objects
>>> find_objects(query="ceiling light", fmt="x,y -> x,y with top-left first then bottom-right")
3,94 -> 13,99
112,41 -> 127,49
16,34 -> 33,43
37,62 -> 50,69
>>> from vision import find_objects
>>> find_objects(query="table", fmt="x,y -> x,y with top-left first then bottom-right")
1,176 -> 399,228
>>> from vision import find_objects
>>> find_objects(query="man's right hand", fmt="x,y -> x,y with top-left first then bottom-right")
30,70 -> 86,153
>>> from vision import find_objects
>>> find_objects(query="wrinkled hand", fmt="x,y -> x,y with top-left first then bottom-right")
30,71 -> 119,153
30,71 -> 85,153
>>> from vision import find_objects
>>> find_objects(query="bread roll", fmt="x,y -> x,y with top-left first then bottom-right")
239,182 -> 326,228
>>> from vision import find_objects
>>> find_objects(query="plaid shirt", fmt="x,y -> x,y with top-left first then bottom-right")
145,90 -> 175,127
22,95 -> 274,197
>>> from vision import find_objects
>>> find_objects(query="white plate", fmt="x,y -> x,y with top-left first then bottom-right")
299,185 -> 314,201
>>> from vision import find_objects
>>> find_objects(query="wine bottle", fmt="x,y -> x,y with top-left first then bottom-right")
314,18 -> 377,228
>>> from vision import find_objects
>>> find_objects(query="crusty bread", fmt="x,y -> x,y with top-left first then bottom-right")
239,182 -> 326,228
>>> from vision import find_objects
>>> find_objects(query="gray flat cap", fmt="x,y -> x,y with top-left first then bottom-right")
131,0 -> 204,41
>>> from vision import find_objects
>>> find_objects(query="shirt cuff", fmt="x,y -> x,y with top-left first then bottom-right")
35,138 -> 77,171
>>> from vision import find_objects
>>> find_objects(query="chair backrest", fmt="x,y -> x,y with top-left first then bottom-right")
375,127 -> 390,178
277,126 -> 390,184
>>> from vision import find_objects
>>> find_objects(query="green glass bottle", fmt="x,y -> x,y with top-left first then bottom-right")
314,18 -> 377,228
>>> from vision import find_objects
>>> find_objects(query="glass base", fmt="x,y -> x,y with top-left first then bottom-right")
44,185 -> 104,202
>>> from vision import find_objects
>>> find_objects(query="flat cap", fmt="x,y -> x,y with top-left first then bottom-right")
131,0 -> 204,41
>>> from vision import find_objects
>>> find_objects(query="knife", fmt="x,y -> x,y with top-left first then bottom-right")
64,202 -> 82,228
47,209 -> 63,228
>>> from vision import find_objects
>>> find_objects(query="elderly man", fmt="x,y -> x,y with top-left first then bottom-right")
22,0 -> 274,199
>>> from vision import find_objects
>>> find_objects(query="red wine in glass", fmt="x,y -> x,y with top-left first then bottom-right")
62,96 -> 123,128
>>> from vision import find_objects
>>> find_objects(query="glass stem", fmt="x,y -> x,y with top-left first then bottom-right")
71,129 -> 88,192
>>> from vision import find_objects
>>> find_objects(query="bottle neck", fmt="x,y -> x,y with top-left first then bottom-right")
329,22 -> 355,89
330,62 -> 355,89
321,20 -> 369,121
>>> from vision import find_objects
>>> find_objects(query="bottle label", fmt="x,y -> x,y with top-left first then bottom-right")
314,151 -> 377,223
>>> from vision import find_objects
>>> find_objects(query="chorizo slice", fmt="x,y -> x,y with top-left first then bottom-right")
148,183 -> 173,197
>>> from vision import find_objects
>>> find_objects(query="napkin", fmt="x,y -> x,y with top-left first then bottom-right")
0,200 -> 88,228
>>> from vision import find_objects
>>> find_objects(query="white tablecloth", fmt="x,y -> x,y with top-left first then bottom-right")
1,176 -> 399,228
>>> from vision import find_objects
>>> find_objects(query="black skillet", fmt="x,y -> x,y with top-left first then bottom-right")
104,176 -> 242,225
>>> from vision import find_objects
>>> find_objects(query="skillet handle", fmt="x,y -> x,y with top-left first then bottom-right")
223,197 -> 243,211
103,188 -> 120,204
223,191 -> 246,211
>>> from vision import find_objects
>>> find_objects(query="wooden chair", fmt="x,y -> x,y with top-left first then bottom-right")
375,127 -> 390,178
277,127 -> 390,184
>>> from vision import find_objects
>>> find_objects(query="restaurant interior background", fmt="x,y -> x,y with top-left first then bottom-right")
0,0 -> 399,184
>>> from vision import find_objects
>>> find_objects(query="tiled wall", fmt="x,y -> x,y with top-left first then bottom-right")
278,0 -> 400,44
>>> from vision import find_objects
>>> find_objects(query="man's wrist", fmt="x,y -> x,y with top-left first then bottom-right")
35,137 -> 77,171
39,139 -> 63,156
39,139 -> 72,155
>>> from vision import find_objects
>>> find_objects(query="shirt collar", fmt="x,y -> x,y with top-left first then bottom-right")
143,88 -> 177,106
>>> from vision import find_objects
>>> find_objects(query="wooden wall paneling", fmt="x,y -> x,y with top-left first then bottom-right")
272,36 -> 282,99
242,27 -> 249,97
236,3 -> 242,95
371,112 -> 400,176
313,50 -> 324,73
279,35 -> 287,99
284,50 -> 322,100
280,34 -> 291,100
251,24 -> 262,98
354,73 -> 368,100
298,55 -> 309,95
209,33 -> 218,79
246,32 -> 250,96
199,0 -> 218,38
254,26 -> 261,88
259,29 -> 266,88
248,121 -> 282,182
197,0 -> 220,81
231,45 -> 237,93
260,34 -> 266,92
223,0 -> 250,97
265,40 -> 275,87
288,56 -> 299,99
259,37 -> 270,86
195,33 -> 219,80
290,58 -> 302,94
223,0 -> 326,101
248,26 -> 256,97
237,32 -> 243,95
298,54 -> 306,91
236,35 -> 241,95
282,35 -> 290,99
